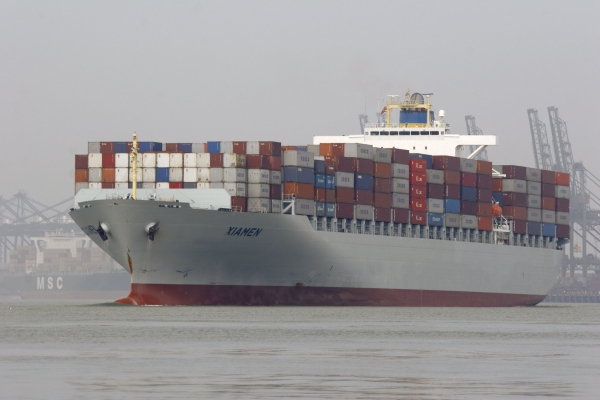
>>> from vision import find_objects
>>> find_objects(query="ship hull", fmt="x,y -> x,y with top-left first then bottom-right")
70,199 -> 562,307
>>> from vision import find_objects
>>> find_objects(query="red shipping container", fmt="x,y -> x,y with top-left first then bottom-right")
556,198 -> 569,212
477,188 -> 493,203
477,174 -> 492,189
270,184 -> 281,200
203,143 -> 208,153
320,143 -> 345,157
246,155 -> 270,169
478,217 -> 493,231
75,169 -> 88,182
542,197 -> 556,210
409,158 -> 427,172
461,200 -> 478,215
75,155 -> 88,169
410,185 -> 426,198
432,155 -> 460,171
374,162 -> 392,179
269,156 -> 281,171
478,203 -> 493,217
374,178 -> 391,193
355,189 -> 373,205
444,170 -> 461,186
336,203 -> 354,219
233,141 -> 247,154
324,160 -> 336,175
427,183 -> 444,199
492,178 -> 503,192
444,184 -> 461,199
502,192 -> 527,207
100,142 -> 114,154
354,159 -> 374,174
555,172 -> 570,186
541,183 -> 555,197
374,192 -> 391,208
324,156 -> 354,173
410,172 -> 427,186
391,148 -> 410,164
165,143 -> 178,152
461,172 -> 477,187
392,208 -> 410,223
169,182 -> 183,189
336,187 -> 354,203
503,165 -> 527,180
210,153 -> 224,167
374,207 -> 392,222
410,198 -> 427,211
259,141 -> 281,156
476,160 -> 493,175
102,153 -> 115,168
503,206 -> 527,220
326,189 -> 336,203
102,168 -> 115,182
411,211 -> 427,225
102,182 -> 115,189
315,188 -> 326,202
556,224 -> 570,239
513,219 -> 527,234
231,197 -> 247,212
284,183 -> 314,200
541,169 -> 555,183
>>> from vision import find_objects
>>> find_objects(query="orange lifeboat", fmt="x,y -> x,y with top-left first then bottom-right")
492,203 -> 502,217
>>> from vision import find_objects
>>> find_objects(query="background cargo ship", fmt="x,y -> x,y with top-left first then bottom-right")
69,92 -> 570,306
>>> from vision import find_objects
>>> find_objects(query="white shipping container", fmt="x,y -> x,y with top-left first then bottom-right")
142,168 -> 156,182
198,168 -> 224,182
88,142 -> 101,153
391,178 -> 409,194
248,183 -> 270,198
556,211 -> 570,225
198,153 -> 211,168
115,168 -> 129,182
115,182 -> 129,189
460,159 -> 477,173
128,167 -> 143,182
344,143 -> 373,160
283,150 -> 314,168
355,204 -> 374,220
184,153 -> 200,168
142,183 -> 155,189
223,168 -> 247,183
247,197 -> 270,213
391,163 -> 409,179
335,172 -> 354,188
271,199 -> 281,214
461,215 -> 478,229
527,195 -> 541,208
542,210 -> 556,223
526,167 -> 542,182
247,169 -> 270,184
527,208 -> 542,222
115,153 -> 129,168
75,182 -> 89,194
88,168 -> 102,182
196,182 -> 224,189
503,179 -> 527,194
183,168 -> 199,182
246,141 -> 260,155
169,153 -> 183,168
156,182 -> 170,189
143,153 -> 156,168
294,199 -> 315,216
270,170 -> 282,185
169,168 -> 183,182
306,145 -> 320,156
444,213 -> 461,228
88,154 -> 102,168
88,182 -> 102,189
391,193 -> 409,209
426,170 -> 444,185
156,153 -> 170,168
527,181 -> 542,195
556,185 -> 570,199
224,183 -> 247,197
223,153 -> 247,168
427,198 -> 444,213
191,143 -> 204,153
220,141 -> 234,154
373,148 -> 392,163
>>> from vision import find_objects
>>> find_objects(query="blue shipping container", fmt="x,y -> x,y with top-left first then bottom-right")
542,223 -> 556,237
315,174 -> 326,189
314,160 -> 326,175
326,203 -> 336,217
156,168 -> 169,182
492,192 -> 503,205
444,199 -> 461,214
316,202 -> 326,217
326,175 -> 335,189
461,186 -> 477,202
409,153 -> 433,169
355,174 -> 373,190
207,141 -> 221,154
114,142 -> 128,153
178,143 -> 193,152
295,146 -> 308,152
153,142 -> 163,152
138,142 -> 155,153
427,213 -> 444,226
283,167 -> 314,184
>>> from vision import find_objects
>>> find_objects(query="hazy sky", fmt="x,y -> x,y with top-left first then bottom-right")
1,0 -> 599,205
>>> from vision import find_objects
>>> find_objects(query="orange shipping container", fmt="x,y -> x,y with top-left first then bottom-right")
374,192 -> 391,208
502,206 -> 527,221
319,143 -> 345,157
477,202 -> 493,217
233,141 -> 247,154
555,172 -> 570,186
315,188 -> 326,202
374,162 -> 392,178
444,170 -> 461,186
283,182 -> 314,200
231,197 -> 247,212
476,160 -> 493,175
102,168 -> 115,183
75,169 -> 89,182
492,178 -> 503,192
478,217 -> 493,231
542,197 -> 556,210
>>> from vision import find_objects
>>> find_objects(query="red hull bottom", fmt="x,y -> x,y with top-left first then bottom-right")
116,283 -> 547,307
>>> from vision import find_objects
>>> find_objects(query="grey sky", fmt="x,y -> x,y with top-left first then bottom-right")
1,0 -> 599,204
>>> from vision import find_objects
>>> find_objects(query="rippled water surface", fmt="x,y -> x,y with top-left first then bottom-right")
0,300 -> 599,399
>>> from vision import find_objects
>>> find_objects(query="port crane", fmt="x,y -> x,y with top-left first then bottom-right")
465,116 -> 489,161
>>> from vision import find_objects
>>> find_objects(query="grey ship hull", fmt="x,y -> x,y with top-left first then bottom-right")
69,199 -> 562,306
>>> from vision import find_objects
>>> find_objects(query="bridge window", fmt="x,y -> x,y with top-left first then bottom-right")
380,131 -> 389,136
410,131 -> 419,135
431,131 -> 440,136
390,131 -> 398,136
371,131 -> 379,136
400,131 -> 409,136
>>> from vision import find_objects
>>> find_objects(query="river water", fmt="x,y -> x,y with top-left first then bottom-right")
0,300 -> 598,399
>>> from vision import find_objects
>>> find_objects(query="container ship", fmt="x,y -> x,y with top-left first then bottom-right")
69,92 -> 570,306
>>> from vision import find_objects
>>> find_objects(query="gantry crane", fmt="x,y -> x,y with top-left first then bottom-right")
465,116 -> 488,161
